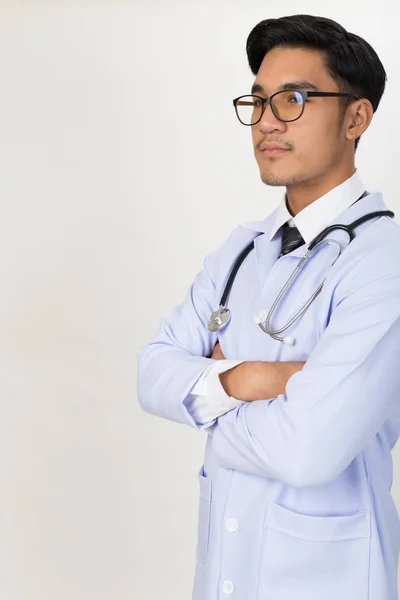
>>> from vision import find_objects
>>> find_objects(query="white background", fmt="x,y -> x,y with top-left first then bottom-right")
0,1 -> 398,599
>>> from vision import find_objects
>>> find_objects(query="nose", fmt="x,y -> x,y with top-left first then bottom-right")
256,103 -> 287,135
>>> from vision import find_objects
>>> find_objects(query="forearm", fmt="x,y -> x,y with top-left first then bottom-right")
219,361 -> 305,401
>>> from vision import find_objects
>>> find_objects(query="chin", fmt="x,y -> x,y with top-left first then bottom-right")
260,171 -> 299,187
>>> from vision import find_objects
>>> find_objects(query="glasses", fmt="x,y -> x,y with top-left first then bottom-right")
233,89 -> 359,126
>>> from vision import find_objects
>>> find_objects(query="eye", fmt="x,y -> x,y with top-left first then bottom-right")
287,93 -> 303,104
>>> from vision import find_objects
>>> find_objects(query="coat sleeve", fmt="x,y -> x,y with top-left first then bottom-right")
136,251 -> 218,428
210,244 -> 400,487
136,228 -> 250,429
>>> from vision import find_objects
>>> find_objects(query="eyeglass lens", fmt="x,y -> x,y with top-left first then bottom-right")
235,91 -> 304,124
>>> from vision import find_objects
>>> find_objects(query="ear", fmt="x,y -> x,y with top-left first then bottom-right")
345,98 -> 374,141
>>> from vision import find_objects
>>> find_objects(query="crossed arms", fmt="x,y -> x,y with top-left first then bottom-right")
211,341 -> 305,400
138,240 -> 400,487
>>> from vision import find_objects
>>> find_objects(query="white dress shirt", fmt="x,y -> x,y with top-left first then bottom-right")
184,169 -> 366,430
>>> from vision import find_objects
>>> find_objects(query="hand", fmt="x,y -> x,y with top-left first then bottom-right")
211,342 -> 225,360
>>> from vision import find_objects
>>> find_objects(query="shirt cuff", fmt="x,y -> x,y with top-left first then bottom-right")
205,360 -> 245,416
184,359 -> 245,430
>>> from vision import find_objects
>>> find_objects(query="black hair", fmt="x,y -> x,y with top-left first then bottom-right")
246,14 -> 387,151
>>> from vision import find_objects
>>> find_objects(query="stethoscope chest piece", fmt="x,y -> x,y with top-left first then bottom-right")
208,305 -> 231,332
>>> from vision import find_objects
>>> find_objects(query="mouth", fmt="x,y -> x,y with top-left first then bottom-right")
260,147 -> 290,157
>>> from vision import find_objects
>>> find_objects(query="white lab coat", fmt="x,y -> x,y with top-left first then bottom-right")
137,190 -> 400,599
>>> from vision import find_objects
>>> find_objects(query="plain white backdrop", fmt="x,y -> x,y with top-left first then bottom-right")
0,1 -> 398,599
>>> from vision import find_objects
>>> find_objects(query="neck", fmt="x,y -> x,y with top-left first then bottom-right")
285,164 -> 356,217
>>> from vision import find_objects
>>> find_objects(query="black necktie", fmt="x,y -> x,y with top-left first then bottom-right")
280,222 -> 305,256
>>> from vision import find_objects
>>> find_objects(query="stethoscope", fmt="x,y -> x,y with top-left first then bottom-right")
208,207 -> 395,345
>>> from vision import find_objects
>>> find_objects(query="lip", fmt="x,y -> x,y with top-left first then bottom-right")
261,147 -> 289,156
259,142 -> 290,156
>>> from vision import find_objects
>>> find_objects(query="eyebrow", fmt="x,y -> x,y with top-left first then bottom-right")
251,80 -> 319,95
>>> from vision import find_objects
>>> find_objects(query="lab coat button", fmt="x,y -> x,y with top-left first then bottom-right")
222,580 -> 234,594
226,518 -> 238,532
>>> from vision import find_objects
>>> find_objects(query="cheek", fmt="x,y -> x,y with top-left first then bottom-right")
298,101 -> 337,131
291,113 -> 339,159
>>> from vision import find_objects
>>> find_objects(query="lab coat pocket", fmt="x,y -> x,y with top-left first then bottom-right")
195,465 -> 212,568
258,501 -> 371,600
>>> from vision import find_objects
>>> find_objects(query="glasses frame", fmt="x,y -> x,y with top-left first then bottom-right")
232,89 -> 360,125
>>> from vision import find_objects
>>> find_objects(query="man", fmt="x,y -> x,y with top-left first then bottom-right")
137,14 -> 400,600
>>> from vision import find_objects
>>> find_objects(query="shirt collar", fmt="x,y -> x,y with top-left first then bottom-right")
241,170 -> 367,240
267,170 -> 366,244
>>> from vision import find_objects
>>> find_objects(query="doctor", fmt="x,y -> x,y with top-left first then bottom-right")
137,14 -> 400,600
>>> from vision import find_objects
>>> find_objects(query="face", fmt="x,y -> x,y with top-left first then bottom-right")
250,47 -> 361,192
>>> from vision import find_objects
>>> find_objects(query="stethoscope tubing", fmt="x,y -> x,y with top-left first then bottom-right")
209,209 -> 394,339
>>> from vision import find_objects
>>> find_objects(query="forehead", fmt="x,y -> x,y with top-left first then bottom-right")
254,46 -> 335,94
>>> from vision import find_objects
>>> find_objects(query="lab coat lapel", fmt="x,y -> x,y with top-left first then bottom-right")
253,233 -> 282,284
241,211 -> 282,285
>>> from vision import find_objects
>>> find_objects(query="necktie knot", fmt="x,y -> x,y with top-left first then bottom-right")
280,222 -> 305,256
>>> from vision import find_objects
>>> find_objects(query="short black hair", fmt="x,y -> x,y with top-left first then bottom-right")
246,14 -> 387,151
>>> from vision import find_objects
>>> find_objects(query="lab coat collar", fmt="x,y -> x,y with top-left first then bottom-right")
238,190 -> 389,282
